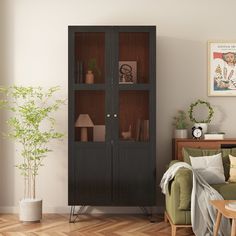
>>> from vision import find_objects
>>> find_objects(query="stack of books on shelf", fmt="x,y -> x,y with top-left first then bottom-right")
204,132 -> 225,140
136,119 -> 149,141
76,61 -> 84,83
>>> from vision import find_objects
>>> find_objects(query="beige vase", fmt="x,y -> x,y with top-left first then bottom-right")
174,129 -> 188,139
194,123 -> 208,134
85,70 -> 94,84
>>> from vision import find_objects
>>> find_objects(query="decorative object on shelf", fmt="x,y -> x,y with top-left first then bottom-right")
121,125 -> 132,140
142,120 -> 149,141
208,41 -> 236,96
188,99 -> 214,134
173,110 -> 188,139
76,61 -> 84,83
85,58 -> 101,84
204,132 -> 225,140
0,86 -> 65,223
135,119 -> 149,141
135,119 -> 142,141
192,126 -> 203,139
85,70 -> 94,84
75,114 -> 94,141
119,61 -> 137,84
93,125 -> 105,142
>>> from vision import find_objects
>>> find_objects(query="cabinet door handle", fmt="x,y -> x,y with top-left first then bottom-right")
114,114 -> 117,118
107,114 -> 111,118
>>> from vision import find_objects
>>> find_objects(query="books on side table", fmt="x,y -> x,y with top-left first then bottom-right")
225,202 -> 236,211
204,132 -> 225,140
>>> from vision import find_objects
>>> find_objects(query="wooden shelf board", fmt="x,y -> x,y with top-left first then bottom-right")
73,84 -> 105,90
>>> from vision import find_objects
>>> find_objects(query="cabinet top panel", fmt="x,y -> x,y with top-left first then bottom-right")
68,26 -> 156,33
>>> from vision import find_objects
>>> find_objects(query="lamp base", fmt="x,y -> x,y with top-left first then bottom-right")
81,127 -> 88,142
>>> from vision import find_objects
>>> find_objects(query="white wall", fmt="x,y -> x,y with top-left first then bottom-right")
1,0 -> 236,213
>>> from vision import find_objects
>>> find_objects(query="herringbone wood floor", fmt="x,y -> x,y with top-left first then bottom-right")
0,214 -> 194,236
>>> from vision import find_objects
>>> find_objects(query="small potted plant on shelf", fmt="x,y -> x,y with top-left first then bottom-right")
0,86 -> 65,223
85,58 -> 101,84
188,99 -> 214,134
173,110 -> 188,138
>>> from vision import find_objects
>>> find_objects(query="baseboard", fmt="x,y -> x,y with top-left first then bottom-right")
0,206 -> 164,214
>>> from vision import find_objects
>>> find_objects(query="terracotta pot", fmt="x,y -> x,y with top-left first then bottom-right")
85,70 -> 94,84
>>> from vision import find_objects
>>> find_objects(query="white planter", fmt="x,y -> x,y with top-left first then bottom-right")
19,199 -> 42,223
194,123 -> 208,134
174,129 -> 188,139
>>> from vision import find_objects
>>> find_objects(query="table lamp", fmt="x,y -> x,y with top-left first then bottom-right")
75,114 -> 94,141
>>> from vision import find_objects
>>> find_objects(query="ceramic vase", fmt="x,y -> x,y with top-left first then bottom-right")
85,70 -> 94,84
174,129 -> 188,139
194,123 -> 208,134
19,199 -> 42,223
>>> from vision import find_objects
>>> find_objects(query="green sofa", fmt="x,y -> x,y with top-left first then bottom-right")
165,147 -> 236,235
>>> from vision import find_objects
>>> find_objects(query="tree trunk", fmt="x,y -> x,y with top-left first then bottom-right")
32,175 -> 35,199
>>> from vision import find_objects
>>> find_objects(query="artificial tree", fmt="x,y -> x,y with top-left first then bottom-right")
0,86 -> 64,200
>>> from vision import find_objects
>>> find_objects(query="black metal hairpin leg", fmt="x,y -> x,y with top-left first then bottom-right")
69,205 -> 86,223
69,206 -> 75,223
140,207 -> 156,223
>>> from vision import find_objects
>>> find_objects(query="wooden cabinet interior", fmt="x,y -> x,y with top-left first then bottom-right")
119,32 -> 149,84
119,91 -> 149,141
75,32 -> 105,84
74,91 -> 105,142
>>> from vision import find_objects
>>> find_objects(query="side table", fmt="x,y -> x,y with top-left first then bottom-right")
210,200 -> 236,236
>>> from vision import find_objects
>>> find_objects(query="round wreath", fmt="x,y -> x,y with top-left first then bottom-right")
188,99 -> 214,123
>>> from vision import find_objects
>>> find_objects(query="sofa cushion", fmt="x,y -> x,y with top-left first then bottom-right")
182,147 -> 236,181
190,153 -> 225,184
229,154 -> 236,182
211,182 -> 236,200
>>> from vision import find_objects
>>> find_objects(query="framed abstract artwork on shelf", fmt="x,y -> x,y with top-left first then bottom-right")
119,61 -> 137,84
208,41 -> 236,96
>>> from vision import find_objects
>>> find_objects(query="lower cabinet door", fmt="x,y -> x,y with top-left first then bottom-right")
114,143 -> 156,206
69,143 -> 112,205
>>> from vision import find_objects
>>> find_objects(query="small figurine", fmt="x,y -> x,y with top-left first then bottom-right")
121,125 -> 132,140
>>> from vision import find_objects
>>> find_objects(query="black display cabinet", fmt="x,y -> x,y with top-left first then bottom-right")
68,26 -> 156,220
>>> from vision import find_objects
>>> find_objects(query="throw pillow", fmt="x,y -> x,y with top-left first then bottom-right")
229,154 -> 236,182
182,147 -> 236,181
190,153 -> 225,184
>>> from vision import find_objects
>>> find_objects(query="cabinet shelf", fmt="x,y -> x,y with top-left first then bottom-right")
73,84 -> 105,90
119,84 -> 150,90
74,141 -> 106,146
119,140 -> 149,145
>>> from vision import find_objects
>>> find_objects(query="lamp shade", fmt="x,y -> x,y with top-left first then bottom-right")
75,114 -> 94,127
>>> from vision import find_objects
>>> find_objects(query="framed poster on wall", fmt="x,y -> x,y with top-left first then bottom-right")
208,41 -> 236,96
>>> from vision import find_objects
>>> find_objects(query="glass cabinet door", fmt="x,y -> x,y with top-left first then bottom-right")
74,90 -> 105,142
73,32 -> 107,142
74,32 -> 105,84
118,32 -> 150,142
118,32 -> 149,84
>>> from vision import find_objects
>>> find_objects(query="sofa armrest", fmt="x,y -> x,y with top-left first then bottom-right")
166,163 -> 192,210
175,167 -> 192,210
169,160 -> 181,167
